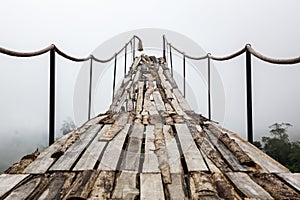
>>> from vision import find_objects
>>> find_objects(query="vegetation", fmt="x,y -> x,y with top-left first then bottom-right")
60,117 -> 76,135
254,123 -> 300,172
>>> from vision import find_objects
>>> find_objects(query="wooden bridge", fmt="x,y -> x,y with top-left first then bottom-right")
0,54 -> 300,199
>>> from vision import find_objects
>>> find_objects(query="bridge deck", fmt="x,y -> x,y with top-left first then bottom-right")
1,55 -> 299,199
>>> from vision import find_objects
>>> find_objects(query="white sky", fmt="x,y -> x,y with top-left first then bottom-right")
0,0 -> 300,171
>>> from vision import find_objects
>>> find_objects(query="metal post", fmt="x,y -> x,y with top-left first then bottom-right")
132,38 -> 135,61
183,54 -> 186,98
124,45 -> 127,77
112,54 -> 117,101
49,48 -> 55,145
163,36 -> 166,61
246,49 -> 253,144
169,44 -> 173,76
88,57 -> 93,120
207,55 -> 211,120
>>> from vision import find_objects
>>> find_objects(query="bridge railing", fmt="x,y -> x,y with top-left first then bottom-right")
0,35 -> 143,145
163,35 -> 300,143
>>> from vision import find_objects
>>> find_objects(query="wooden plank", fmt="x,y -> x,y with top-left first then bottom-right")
73,125 -> 110,171
189,172 -> 219,199
277,173 -> 300,193
166,174 -> 186,200
64,170 -> 98,200
99,112 -> 129,141
49,124 -> 101,171
170,99 -> 191,120
88,171 -> 115,200
4,176 -> 41,200
175,124 -> 208,172
136,81 -> 144,114
37,172 -> 75,200
0,174 -> 29,197
112,171 -> 139,199
143,125 -> 160,173
85,115 -> 108,126
225,172 -> 273,199
158,67 -> 173,99
205,128 -> 248,172
225,129 -> 289,173
163,125 -> 182,173
121,123 -> 144,171
153,91 -> 165,111
173,88 -> 191,111
23,133 -> 70,174
140,173 -> 165,200
163,69 -> 178,88
98,124 -> 130,171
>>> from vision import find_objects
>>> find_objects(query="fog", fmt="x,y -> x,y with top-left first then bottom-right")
1,0 -> 300,173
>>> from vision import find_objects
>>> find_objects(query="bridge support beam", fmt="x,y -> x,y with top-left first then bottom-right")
49,48 -> 55,145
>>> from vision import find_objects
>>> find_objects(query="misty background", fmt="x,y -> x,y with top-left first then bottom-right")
1,0 -> 300,173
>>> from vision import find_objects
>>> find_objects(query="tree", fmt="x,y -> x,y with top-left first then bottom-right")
260,122 -> 300,172
60,117 -> 76,135
262,123 -> 291,165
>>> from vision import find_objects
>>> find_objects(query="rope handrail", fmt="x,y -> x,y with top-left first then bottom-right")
0,35 -> 143,63
163,35 -> 300,64
246,45 -> 300,65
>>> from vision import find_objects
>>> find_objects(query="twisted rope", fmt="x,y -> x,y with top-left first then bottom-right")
164,35 -> 300,64
0,35 -> 141,63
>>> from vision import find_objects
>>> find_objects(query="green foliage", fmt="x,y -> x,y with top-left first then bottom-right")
60,117 -> 76,135
258,122 -> 300,172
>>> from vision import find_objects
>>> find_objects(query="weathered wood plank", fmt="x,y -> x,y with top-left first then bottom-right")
166,174 -> 187,200
205,127 -> 248,172
0,174 -> 29,198
23,133 -> 71,174
99,112 -> 129,141
98,124 -> 130,171
140,173 -> 165,200
224,129 -> 289,173
73,125 -> 110,171
37,172 -> 75,200
153,123 -> 171,184
163,125 -> 182,173
64,170 -> 98,200
277,173 -> 300,193
163,69 -> 178,88
225,172 -> 273,199
175,124 -> 208,172
121,123 -> 144,171
85,115 -> 108,126
153,91 -> 165,111
158,67 -> 173,99
50,124 -> 102,171
143,125 -> 160,173
136,81 -> 144,115
173,88 -> 191,111
4,176 -> 41,200
112,171 -> 139,199
88,171 -> 115,200
189,172 -> 219,199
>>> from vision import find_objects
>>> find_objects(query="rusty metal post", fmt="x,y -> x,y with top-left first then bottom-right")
183,54 -> 186,98
112,54 -> 117,101
88,57 -> 93,120
49,48 -> 55,145
207,55 -> 211,120
246,48 -> 253,144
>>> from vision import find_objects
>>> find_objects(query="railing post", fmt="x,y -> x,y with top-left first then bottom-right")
207,54 -> 211,121
49,48 -> 55,145
112,54 -> 117,101
169,44 -> 173,77
163,36 -> 166,61
132,38 -> 135,61
88,57 -> 93,120
246,47 -> 253,144
124,45 -> 127,77
183,54 -> 186,98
